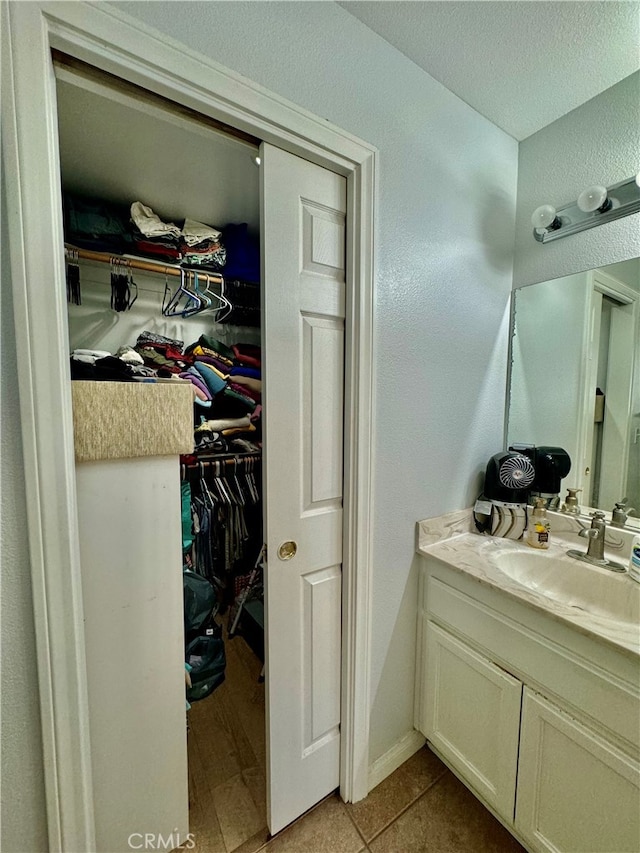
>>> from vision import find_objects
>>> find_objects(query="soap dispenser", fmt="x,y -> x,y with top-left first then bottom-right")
527,498 -> 550,549
562,488 -> 582,515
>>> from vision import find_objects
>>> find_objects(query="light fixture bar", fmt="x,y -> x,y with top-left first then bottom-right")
533,175 -> 640,243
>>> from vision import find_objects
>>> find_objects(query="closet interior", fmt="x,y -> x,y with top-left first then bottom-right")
56,57 -> 271,850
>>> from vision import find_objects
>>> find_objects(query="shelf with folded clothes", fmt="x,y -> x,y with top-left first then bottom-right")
63,195 -> 227,269
63,193 -> 260,280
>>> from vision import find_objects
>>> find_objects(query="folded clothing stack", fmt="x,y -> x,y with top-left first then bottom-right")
62,199 -> 262,291
70,347 -> 155,382
129,205 -> 227,269
221,223 -> 259,283
181,218 -> 226,270
134,330 -> 193,376
63,193 -> 133,255
179,335 -> 262,453
130,201 -> 182,262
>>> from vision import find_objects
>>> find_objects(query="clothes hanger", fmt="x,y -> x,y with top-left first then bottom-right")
126,259 -> 138,310
213,276 -> 233,322
110,256 -> 130,312
181,270 -> 207,317
163,268 -> 201,317
203,274 -> 232,320
229,459 -> 246,507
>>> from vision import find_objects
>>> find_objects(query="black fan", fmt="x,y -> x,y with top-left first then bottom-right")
485,452 -> 535,504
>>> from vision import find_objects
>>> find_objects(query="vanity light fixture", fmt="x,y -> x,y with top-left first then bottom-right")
532,173 -> 640,243
531,204 -> 561,232
576,185 -> 612,214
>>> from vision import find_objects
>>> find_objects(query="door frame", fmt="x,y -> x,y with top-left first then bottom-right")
2,4 -> 376,851
580,269 -> 638,506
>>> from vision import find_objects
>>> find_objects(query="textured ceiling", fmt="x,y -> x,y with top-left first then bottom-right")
339,1 -> 640,140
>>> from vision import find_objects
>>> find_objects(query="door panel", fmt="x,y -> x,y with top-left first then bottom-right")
303,565 -> 342,746
303,314 -> 344,508
261,142 -> 346,833
516,688 -> 640,853
423,621 -> 522,821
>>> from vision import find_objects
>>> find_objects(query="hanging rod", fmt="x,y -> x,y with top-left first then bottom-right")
64,243 -> 224,284
180,453 -> 261,478
181,450 -> 261,466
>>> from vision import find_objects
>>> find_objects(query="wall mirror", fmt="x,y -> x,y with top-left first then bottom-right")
507,257 -> 640,525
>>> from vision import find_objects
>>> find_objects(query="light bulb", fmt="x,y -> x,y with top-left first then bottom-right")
531,204 -> 558,230
577,185 -> 609,213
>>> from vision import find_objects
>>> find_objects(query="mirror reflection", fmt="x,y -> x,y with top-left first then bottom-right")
507,258 -> 640,521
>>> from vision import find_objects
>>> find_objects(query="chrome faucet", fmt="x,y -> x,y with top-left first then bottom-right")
567,511 -> 626,572
611,499 -> 636,529
579,512 -> 606,560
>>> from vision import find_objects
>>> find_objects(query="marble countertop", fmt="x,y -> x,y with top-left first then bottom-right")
417,510 -> 640,658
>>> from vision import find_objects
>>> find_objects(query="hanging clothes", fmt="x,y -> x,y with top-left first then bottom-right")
185,457 -> 262,612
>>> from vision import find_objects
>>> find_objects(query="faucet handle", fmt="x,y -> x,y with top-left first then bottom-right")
579,527 -> 600,540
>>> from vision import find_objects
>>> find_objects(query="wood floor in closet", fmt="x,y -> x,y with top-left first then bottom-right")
187,620 -> 268,853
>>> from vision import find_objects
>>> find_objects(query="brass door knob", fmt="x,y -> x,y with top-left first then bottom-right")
278,541 -> 297,560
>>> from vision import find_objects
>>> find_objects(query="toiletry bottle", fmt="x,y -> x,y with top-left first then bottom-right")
527,498 -> 550,549
629,534 -> 640,583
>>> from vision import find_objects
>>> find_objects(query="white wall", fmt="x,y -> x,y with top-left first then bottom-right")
514,71 -> 640,289
112,0 -> 518,764
1,163 -> 50,851
604,258 -> 640,292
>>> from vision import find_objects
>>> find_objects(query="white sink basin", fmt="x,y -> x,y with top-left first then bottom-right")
486,545 -> 640,626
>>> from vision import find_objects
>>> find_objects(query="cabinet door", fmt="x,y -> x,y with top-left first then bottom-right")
423,621 -> 522,821
516,688 -> 640,853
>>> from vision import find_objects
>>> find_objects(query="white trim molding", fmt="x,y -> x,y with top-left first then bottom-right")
2,2 -> 376,848
368,730 -> 427,793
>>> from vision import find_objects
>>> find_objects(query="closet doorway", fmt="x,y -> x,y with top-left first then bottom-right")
56,52 -> 346,851
4,5 -> 374,851
585,278 -> 637,510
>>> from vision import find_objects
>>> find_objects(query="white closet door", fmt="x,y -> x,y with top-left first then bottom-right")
261,142 -> 346,833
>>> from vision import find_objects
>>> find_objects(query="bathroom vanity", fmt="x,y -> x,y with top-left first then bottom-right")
415,511 -> 640,853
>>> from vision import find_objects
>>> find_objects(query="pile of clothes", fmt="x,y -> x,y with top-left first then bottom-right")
182,335 -> 262,453
70,331 -> 262,454
63,195 -> 133,255
70,346 -> 156,381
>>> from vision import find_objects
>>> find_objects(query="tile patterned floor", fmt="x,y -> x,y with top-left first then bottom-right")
187,617 -> 524,852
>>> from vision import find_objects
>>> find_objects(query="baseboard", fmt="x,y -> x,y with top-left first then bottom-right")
367,729 -> 426,792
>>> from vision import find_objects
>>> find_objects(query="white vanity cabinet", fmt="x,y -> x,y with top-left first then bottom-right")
416,557 -> 640,853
